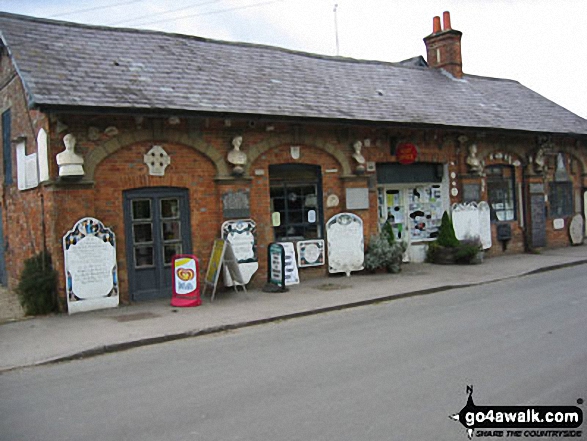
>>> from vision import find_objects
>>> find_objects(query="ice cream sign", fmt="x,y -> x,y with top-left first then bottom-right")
171,255 -> 201,307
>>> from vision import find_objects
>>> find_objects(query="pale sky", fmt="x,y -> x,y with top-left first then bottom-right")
1,0 -> 586,119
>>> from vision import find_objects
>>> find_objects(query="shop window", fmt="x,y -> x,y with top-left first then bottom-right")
2,109 -> 12,185
549,182 -> 573,217
486,165 -> 515,221
377,184 -> 444,242
269,164 -> 323,241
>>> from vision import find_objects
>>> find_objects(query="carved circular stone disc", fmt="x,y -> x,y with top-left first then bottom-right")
569,214 -> 584,245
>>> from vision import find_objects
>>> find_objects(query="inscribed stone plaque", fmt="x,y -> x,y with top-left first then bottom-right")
530,194 -> 546,247
478,202 -> 492,250
221,219 -> 258,286
529,183 -> 545,194
326,213 -> 364,276
222,190 -> 250,219
63,217 -> 119,314
452,203 -> 481,242
462,183 -> 481,203
569,214 -> 584,245
345,188 -> 369,210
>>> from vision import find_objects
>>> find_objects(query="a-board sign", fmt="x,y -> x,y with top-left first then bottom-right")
203,239 -> 245,301
63,217 -> 119,314
266,242 -> 286,291
278,242 -> 299,286
171,255 -> 201,307
221,219 -> 258,286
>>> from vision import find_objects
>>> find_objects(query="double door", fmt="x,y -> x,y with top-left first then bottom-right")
124,188 -> 191,301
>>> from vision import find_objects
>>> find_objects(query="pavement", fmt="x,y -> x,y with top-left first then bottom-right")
1,245 -> 586,373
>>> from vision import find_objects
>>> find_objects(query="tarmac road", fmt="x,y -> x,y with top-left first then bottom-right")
1,265 -> 586,440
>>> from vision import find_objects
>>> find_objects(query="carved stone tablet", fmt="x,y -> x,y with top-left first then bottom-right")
63,217 -> 119,314
452,202 -> 480,242
222,190 -> 250,219
326,213 -> 364,276
569,214 -> 584,245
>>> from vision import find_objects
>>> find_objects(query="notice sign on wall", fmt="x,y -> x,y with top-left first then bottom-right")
63,217 -> 119,314
171,255 -> 201,307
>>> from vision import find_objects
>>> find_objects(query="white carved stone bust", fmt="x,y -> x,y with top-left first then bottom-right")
227,136 -> 247,176
466,143 -> 483,175
56,134 -> 85,179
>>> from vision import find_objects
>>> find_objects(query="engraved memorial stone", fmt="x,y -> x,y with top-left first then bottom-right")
63,217 -> 119,314
222,190 -> 250,219
569,214 -> 584,245
326,213 -> 364,276
462,183 -> 481,203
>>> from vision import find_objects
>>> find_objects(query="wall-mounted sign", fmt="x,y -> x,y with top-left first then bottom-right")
63,217 -> 119,314
171,255 -> 201,307
346,188 -> 369,210
396,143 -> 418,165
221,219 -> 258,286
326,213 -> 364,276
326,194 -> 339,208
297,239 -> 325,267
553,218 -> 565,230
222,190 -> 250,219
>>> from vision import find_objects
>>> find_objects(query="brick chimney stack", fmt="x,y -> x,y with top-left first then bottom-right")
423,11 -> 463,78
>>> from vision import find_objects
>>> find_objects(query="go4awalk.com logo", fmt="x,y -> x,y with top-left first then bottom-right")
450,386 -> 583,439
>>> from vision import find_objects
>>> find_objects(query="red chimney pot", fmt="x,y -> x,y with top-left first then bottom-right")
443,11 -> 452,30
432,16 -> 441,33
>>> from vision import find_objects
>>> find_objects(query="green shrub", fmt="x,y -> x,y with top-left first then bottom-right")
364,229 -> 407,273
17,251 -> 58,316
436,211 -> 460,248
454,239 -> 483,264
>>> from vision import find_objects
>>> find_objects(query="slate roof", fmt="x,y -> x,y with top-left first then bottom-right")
1,12 -> 586,135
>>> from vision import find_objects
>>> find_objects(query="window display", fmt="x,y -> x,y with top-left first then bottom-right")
378,184 -> 444,242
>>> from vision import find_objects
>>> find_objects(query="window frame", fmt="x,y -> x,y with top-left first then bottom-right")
269,164 -> 323,242
548,181 -> 573,218
486,165 -> 516,222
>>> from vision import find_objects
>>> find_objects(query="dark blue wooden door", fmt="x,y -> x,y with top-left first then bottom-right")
124,188 -> 191,301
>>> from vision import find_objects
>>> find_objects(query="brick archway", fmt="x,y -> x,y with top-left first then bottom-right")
84,129 -> 229,180
245,134 -> 353,176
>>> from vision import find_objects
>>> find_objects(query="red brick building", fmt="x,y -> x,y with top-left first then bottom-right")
0,11 -> 586,310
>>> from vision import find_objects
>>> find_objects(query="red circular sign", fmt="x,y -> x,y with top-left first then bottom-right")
396,143 -> 418,165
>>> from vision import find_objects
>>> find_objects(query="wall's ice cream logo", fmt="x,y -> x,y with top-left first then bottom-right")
450,386 -> 583,439
174,257 -> 197,295
177,267 -> 195,282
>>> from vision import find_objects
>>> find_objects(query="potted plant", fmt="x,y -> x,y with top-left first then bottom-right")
364,223 -> 407,273
427,211 -> 460,264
